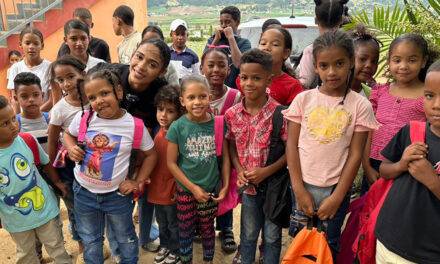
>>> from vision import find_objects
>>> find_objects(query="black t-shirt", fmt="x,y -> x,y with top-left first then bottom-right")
205,34 -> 251,89
107,64 -> 167,130
376,123 -> 440,264
57,36 -> 111,62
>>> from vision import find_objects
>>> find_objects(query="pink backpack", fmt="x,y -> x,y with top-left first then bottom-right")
78,111 -> 145,198
349,120 -> 426,264
214,115 -> 239,216
220,88 -> 238,115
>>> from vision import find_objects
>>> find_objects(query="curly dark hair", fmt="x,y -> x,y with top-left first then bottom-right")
154,84 -> 184,117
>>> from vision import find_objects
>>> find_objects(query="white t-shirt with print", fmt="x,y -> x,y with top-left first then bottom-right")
50,98 -> 88,131
68,111 -> 154,193
210,87 -> 241,115
7,59 -> 51,100
85,55 -> 106,72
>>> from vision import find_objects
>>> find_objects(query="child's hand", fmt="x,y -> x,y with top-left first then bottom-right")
408,158 -> 437,187
317,194 -> 341,220
192,185 -> 210,203
399,142 -> 428,171
118,180 -> 139,195
365,166 -> 379,184
67,145 -> 85,162
237,170 -> 248,187
54,181 -> 69,198
223,26 -> 234,39
245,168 -> 268,185
294,187 -> 315,217
212,187 -> 228,203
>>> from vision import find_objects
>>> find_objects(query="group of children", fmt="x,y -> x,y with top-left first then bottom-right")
1,1 -> 439,264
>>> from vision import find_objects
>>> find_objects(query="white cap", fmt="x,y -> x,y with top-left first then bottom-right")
170,19 -> 187,32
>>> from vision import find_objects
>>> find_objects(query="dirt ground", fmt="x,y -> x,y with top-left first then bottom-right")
0,203 -> 292,264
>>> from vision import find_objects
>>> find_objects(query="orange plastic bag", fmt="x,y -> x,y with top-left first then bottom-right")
281,224 -> 333,264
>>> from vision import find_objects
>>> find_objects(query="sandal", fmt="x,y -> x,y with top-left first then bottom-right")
219,230 -> 237,253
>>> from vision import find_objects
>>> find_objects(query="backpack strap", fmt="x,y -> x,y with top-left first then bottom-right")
214,116 -> 224,157
132,117 -> 144,149
16,114 -> 21,130
270,105 -> 287,143
410,121 -> 426,143
42,112 -> 49,124
78,111 -> 90,142
220,88 -> 239,115
19,132 -> 40,166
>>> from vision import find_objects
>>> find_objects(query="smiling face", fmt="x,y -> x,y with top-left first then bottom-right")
0,105 -> 19,147
354,42 -> 379,83
9,54 -> 21,65
258,28 -> 290,72
128,43 -> 165,91
19,33 -> 43,61
84,78 -> 124,119
239,63 -> 272,101
64,29 -> 90,59
388,40 -> 427,85
180,82 -> 211,122
424,71 -> 440,136
15,84 -> 43,117
315,45 -> 353,96
201,50 -> 230,90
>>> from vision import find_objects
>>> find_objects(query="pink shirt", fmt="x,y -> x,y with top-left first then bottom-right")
297,44 -> 316,89
369,83 -> 425,160
283,89 -> 379,187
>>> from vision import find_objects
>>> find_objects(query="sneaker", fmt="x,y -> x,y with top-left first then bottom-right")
154,248 -> 170,263
164,253 -> 180,264
142,239 -> 160,252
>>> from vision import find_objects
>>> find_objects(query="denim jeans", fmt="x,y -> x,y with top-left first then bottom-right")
290,183 -> 350,259
57,160 -> 80,241
155,204 -> 179,253
240,189 -> 282,264
73,181 -> 138,264
138,193 -> 159,246
216,209 -> 233,232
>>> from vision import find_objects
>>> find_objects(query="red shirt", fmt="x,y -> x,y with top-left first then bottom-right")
147,128 -> 176,205
236,73 -> 303,106
225,96 -> 287,170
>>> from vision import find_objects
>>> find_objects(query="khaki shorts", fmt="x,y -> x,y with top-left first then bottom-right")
9,217 -> 72,264
376,240 -> 416,264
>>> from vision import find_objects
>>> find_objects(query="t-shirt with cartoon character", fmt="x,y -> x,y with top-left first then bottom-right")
283,88 -> 379,187
166,115 -> 219,193
68,111 -> 154,193
0,136 -> 59,233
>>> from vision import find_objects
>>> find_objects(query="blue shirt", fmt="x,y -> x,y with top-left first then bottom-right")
0,136 -> 59,233
170,46 -> 200,79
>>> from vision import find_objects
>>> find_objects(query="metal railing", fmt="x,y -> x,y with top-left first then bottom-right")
0,0 -> 62,42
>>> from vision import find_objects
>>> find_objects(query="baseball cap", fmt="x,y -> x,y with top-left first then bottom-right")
170,19 -> 187,32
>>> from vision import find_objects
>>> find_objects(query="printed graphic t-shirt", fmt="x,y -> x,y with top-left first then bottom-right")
68,111 -> 154,193
376,123 -> 440,264
166,115 -> 219,192
283,89 -> 379,187
0,136 -> 59,233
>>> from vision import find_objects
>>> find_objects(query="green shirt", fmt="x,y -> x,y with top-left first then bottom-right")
166,115 -> 219,192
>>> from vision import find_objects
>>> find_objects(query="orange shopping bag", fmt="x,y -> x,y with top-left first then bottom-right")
282,216 -> 333,264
